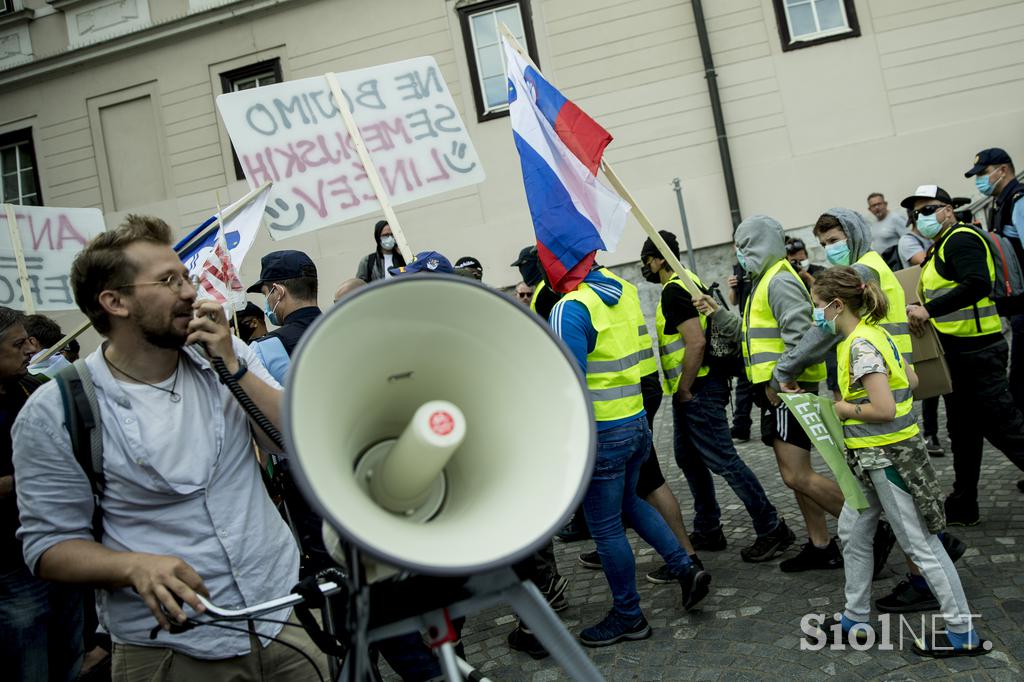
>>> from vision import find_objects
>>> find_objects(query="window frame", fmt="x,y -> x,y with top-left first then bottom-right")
0,127 -> 42,206
219,58 -> 283,180
457,0 -> 540,123
772,0 -> 860,52
0,1 -> 15,17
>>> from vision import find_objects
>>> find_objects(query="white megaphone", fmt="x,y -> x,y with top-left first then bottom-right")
283,274 -> 595,577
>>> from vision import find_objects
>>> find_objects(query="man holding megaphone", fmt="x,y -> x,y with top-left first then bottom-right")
549,256 -> 711,647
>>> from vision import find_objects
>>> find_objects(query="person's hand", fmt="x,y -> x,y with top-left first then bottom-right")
834,400 -> 857,421
127,553 -> 208,630
727,275 -> 739,289
779,380 -> 804,394
188,300 -> 238,371
765,384 -> 781,407
693,294 -> 719,315
674,389 -> 694,404
906,304 -> 930,337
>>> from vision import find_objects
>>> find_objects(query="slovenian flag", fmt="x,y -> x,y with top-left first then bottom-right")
503,38 -> 630,293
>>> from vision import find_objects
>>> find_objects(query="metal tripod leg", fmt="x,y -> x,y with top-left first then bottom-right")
503,581 -> 604,681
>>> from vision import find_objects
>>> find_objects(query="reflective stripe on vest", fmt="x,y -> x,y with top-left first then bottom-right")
856,251 -> 914,365
837,321 -> 919,448
655,273 -> 709,394
600,269 -> 658,377
742,260 -> 826,384
918,225 -> 1002,337
563,282 -> 645,422
529,280 -> 546,315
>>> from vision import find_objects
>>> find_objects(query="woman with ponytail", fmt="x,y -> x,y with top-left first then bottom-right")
809,267 -> 987,657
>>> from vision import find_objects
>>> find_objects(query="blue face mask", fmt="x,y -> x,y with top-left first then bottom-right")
824,240 -> 851,266
264,287 -> 281,326
735,247 -> 749,272
916,213 -> 942,239
812,301 -> 839,335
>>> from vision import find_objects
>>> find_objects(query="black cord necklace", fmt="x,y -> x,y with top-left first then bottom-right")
105,352 -> 182,403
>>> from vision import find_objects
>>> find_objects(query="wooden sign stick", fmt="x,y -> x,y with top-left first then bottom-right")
3,203 -> 37,314
325,72 -> 414,261
499,25 -> 703,299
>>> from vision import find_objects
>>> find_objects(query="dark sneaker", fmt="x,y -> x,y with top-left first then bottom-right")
806,614 -> 873,648
875,576 -> 939,613
578,550 -> 601,569
872,520 -> 897,579
539,575 -> 568,612
1018,480 -> 1024,493
730,427 -> 750,443
646,556 -> 703,584
944,497 -> 980,527
912,630 -> 990,658
557,516 -> 591,542
779,538 -> 843,573
740,520 -> 795,563
677,562 -> 712,610
579,611 -> 651,647
508,625 -> 549,659
925,434 -> 944,457
941,532 -> 967,564
690,526 -> 727,552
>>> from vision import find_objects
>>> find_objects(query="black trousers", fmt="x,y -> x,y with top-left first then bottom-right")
922,396 -> 939,438
943,338 -> 1024,503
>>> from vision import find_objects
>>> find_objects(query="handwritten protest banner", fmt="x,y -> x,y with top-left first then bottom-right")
780,393 -> 868,510
0,204 -> 105,311
216,56 -> 486,241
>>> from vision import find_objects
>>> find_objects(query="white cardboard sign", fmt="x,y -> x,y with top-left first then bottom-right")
0,205 -> 105,311
216,56 -> 486,240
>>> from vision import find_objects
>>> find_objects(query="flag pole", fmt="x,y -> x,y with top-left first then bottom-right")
177,181 -> 272,257
3,203 -> 37,314
499,26 -> 702,299
324,72 -> 414,261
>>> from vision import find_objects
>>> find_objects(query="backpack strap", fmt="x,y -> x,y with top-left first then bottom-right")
55,360 -> 105,541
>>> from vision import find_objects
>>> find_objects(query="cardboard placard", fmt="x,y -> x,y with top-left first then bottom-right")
894,266 -> 952,399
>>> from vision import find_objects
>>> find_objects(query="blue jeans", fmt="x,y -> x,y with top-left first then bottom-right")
731,374 -> 755,434
582,417 -> 690,620
0,565 -> 84,682
672,375 -> 779,537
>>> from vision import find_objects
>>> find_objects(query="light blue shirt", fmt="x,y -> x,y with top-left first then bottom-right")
251,335 -> 290,385
13,338 -> 300,659
1007,197 -> 1023,239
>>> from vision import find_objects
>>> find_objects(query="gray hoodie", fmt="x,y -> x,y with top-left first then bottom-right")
710,214 -> 818,389
773,207 -> 881,384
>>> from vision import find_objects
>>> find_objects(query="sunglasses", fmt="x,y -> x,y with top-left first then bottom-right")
913,204 -> 946,218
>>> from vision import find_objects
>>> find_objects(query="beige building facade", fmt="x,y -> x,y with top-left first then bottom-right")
1,0 -> 1022,338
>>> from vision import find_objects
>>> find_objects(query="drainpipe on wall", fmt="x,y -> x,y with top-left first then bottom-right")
691,0 -> 742,232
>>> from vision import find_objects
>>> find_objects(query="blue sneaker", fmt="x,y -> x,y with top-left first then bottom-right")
578,611 -> 651,647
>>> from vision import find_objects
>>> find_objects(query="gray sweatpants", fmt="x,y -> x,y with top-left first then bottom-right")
838,467 -> 973,633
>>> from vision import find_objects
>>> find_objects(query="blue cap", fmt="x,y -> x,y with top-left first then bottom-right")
247,250 -> 317,292
389,251 -> 454,276
965,148 -> 1013,177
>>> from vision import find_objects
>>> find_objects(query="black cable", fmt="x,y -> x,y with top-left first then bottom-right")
210,356 -> 286,450
186,618 -> 325,682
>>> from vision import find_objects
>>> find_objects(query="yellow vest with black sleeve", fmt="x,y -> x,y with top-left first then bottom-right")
837,320 -> 919,449
742,260 -> 826,384
655,272 -> 710,394
561,282 -> 645,423
918,225 -> 1001,337
855,250 -> 913,365
599,268 -> 658,378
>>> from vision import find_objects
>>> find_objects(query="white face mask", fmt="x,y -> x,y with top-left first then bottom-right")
380,235 -> 396,250
799,259 -> 810,270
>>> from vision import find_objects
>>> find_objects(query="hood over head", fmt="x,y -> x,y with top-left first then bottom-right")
581,269 -> 623,306
734,214 -> 786,278
821,207 -> 872,261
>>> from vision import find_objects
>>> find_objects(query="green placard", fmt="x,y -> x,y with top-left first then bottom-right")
779,393 -> 869,510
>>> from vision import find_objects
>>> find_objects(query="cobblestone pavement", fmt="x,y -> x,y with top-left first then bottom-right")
431,399 -> 1024,681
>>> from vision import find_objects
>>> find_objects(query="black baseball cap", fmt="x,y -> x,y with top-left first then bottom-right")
964,148 -> 1013,177
899,185 -> 952,210
246,250 -> 317,292
454,256 -> 482,271
389,251 -> 454,276
641,230 -> 679,261
510,246 -> 537,267
237,301 -> 264,320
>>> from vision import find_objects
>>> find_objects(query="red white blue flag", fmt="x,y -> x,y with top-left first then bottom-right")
503,39 -> 630,293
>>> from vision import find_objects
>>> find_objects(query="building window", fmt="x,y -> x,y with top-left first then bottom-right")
772,0 -> 859,52
0,129 -> 41,206
0,1 -> 15,17
220,59 -> 282,180
457,0 -> 539,122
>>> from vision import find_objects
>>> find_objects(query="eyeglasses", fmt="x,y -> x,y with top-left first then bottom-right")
117,273 -> 198,293
913,204 -> 946,218
516,291 -> 532,299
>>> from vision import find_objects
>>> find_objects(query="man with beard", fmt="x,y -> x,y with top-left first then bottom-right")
12,216 -> 325,681
1,307 -> 84,680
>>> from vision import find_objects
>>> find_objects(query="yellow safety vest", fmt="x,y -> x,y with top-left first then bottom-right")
562,282 -> 645,423
600,268 -> 658,377
742,260 -> 826,384
919,225 -> 1001,337
529,280 -> 547,315
855,251 -> 913,365
655,272 -> 709,395
837,320 -> 919,449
